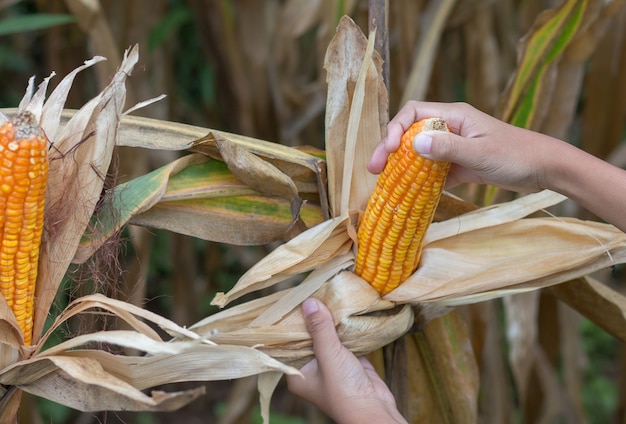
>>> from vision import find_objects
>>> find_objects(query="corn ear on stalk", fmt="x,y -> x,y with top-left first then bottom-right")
0,112 -> 48,345
355,118 -> 451,295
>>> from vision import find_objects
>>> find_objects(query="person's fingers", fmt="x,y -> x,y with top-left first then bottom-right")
358,356 -> 376,371
369,101 -> 480,174
300,298 -> 343,367
286,357 -> 318,396
367,142 -> 390,174
444,163 -> 483,188
413,130 -> 468,162
286,298 -> 339,398
389,101 -> 475,136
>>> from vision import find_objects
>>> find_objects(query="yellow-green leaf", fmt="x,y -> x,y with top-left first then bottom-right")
76,153 -> 324,262
499,0 -> 587,129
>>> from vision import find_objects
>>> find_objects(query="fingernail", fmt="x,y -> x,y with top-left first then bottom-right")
413,133 -> 433,155
302,298 -> 320,317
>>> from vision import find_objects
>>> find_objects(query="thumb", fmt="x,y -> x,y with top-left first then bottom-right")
301,298 -> 342,363
413,130 -> 466,163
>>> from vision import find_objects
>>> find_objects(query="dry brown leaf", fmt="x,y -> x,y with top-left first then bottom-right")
216,137 -> 304,223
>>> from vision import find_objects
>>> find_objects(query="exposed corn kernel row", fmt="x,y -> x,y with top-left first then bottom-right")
0,112 -> 48,345
355,118 -> 450,295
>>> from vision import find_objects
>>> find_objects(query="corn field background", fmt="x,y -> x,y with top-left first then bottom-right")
0,0 -> 625,423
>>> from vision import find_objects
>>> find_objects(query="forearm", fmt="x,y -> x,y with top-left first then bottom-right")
542,139 -> 626,232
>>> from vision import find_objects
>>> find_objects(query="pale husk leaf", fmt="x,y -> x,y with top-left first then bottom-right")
0,295 -> 22,351
424,189 -> 567,244
386,217 -> 626,304
38,57 -> 106,141
36,293 -> 212,351
33,46 -> 139,341
324,15 -> 385,217
211,213 -> 352,307
336,25 -> 385,215
58,347 -> 299,390
195,268 -> 412,364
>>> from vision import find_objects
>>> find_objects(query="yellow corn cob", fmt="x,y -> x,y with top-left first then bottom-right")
355,118 -> 450,296
0,112 -> 48,345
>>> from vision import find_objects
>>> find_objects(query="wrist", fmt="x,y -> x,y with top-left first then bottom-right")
534,136 -> 581,194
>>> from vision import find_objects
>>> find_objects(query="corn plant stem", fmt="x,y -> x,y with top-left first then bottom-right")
414,331 -> 454,424
383,336 -> 409,418
368,0 -> 390,96
0,386 -> 21,424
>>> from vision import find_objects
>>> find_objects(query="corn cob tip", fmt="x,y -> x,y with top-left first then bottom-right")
421,117 -> 448,132
11,111 -> 42,140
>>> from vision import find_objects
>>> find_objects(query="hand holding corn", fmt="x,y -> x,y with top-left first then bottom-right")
291,101 -> 626,422
369,101 -> 626,233
286,298 -> 408,424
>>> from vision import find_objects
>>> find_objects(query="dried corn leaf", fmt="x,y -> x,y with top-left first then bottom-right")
216,137 -> 302,211
6,355 -> 205,412
0,292 -> 299,412
76,150 -> 324,260
114,115 -> 328,207
211,214 -> 352,307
